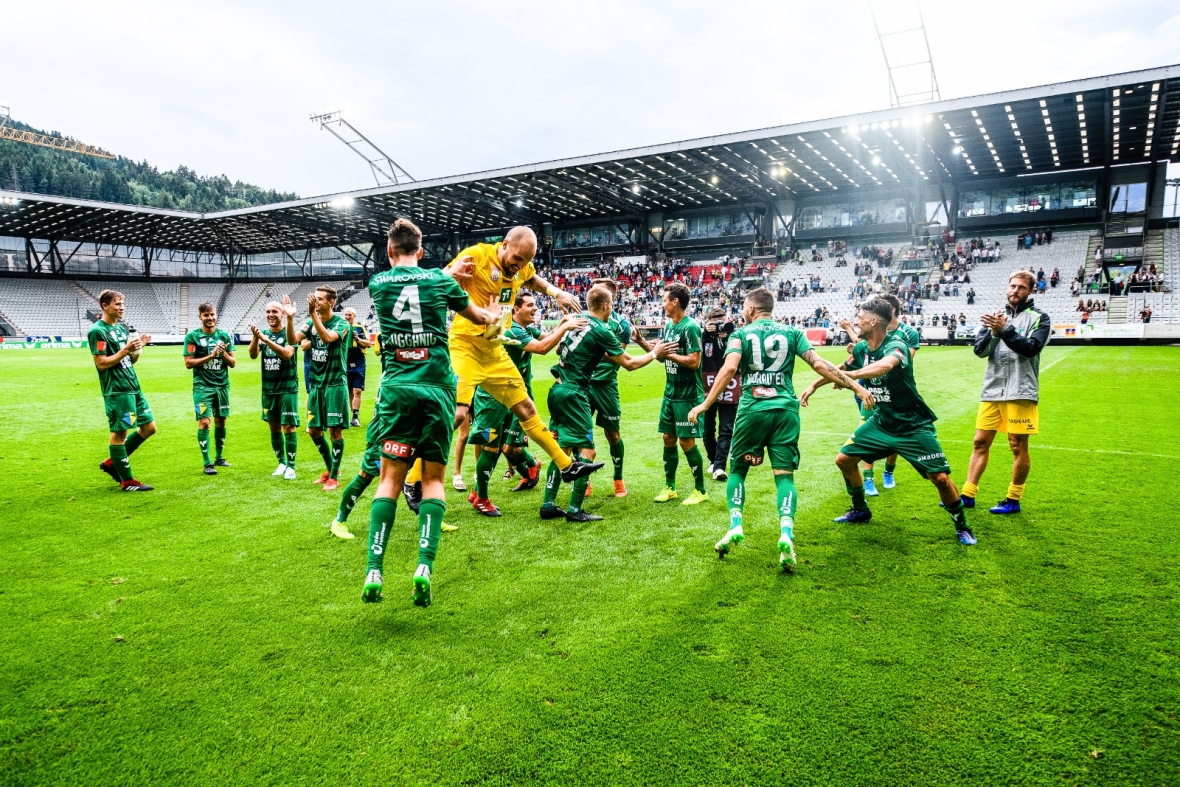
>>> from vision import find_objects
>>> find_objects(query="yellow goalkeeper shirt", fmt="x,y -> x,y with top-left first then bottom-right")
447,242 -> 536,338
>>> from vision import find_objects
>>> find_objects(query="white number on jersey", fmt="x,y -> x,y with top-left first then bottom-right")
391,285 -> 424,334
745,333 -> 791,372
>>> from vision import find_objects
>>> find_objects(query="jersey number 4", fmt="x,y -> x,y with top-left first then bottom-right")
745,334 -> 791,372
391,285 -> 424,333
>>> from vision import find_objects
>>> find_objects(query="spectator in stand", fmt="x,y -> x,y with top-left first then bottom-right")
1140,306 -> 1153,323
967,287 -> 976,306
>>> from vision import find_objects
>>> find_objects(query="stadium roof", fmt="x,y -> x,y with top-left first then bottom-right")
2,63 -> 1179,254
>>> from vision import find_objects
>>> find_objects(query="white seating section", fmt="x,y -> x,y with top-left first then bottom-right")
0,232 -> 1173,337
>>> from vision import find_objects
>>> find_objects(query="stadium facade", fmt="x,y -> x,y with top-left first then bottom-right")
0,64 -> 1178,344
0,64 -> 1176,281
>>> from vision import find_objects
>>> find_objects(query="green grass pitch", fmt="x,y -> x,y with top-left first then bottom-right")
2,344 -> 1178,785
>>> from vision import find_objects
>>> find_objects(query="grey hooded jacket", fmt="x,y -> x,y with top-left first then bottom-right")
973,299 -> 1051,402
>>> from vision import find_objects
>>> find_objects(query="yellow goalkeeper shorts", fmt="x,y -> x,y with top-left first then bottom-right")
450,334 -> 530,409
976,400 -> 1039,435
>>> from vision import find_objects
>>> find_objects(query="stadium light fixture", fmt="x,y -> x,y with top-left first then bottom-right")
710,175 -> 719,184
952,146 -> 962,155
330,196 -> 355,210
631,184 -> 641,194
872,156 -> 881,165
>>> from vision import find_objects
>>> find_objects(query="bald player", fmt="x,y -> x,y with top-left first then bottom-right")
402,226 -> 603,509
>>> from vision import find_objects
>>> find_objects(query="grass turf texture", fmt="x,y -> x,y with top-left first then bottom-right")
2,344 -> 1178,786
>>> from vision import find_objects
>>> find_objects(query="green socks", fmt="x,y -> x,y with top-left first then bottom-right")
283,432 -> 297,469
662,446 -> 678,488
569,475 -> 589,513
197,428 -> 211,465
124,431 -> 145,457
475,450 -> 499,499
311,434 -> 331,470
725,466 -> 747,531
609,440 -> 625,481
685,445 -> 706,493
775,473 -> 798,523
367,496 -> 397,572
862,467 -> 875,481
109,444 -> 131,482
417,498 -> 446,570
543,461 -> 562,506
270,431 -> 284,462
884,462 -> 896,474
214,426 -> 226,460
338,473 -> 374,523
330,439 -> 345,480
847,484 -> 868,511
945,498 -> 968,529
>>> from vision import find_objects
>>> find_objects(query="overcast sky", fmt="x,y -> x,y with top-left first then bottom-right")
5,0 -> 1179,199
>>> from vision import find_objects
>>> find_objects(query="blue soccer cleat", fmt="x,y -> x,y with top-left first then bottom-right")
834,508 -> 873,523
989,499 -> 1021,515
881,471 -> 896,490
863,477 -> 879,497
956,528 -> 978,546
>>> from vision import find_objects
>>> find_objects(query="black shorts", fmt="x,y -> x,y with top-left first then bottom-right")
347,368 -> 366,391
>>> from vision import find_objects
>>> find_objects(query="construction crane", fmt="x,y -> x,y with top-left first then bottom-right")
310,111 -> 414,186
0,106 -> 116,159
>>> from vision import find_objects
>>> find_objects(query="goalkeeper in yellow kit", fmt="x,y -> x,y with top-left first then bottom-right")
403,226 -> 603,510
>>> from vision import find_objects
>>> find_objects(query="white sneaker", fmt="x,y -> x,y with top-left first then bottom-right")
712,466 -> 728,481
283,466 -> 297,481
452,473 -> 467,492
272,463 -> 287,477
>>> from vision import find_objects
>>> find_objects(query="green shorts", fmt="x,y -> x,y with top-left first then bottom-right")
469,387 -> 526,449
103,390 -> 154,433
587,379 -> 622,430
841,418 -> 950,476
193,385 -> 230,420
547,382 -> 595,450
261,392 -> 300,426
368,383 -> 456,465
729,407 -> 801,472
306,384 -> 350,430
659,398 -> 704,439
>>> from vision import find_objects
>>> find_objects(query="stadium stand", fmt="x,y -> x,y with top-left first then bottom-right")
0,226 -> 1173,338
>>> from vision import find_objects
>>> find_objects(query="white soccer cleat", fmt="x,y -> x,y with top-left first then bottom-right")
272,463 -> 287,477
452,473 -> 467,492
714,525 -> 744,557
283,466 -> 297,481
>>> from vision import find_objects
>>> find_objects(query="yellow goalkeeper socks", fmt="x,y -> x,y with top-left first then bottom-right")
519,414 -> 571,470
961,481 -> 979,499
1006,483 -> 1025,501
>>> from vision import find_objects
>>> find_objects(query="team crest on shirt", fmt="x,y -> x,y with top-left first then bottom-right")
490,267 -> 501,283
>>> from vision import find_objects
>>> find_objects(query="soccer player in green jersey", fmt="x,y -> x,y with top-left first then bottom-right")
468,293 -> 585,516
809,298 -> 976,546
631,282 -> 709,505
541,285 -> 665,522
361,218 -> 500,606
289,286 -> 351,492
249,301 -> 300,481
688,288 -> 874,570
91,290 -> 157,492
585,278 -> 632,498
183,303 -> 236,475
835,293 -> 920,493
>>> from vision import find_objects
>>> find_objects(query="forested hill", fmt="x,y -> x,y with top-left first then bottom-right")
0,118 -> 297,212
